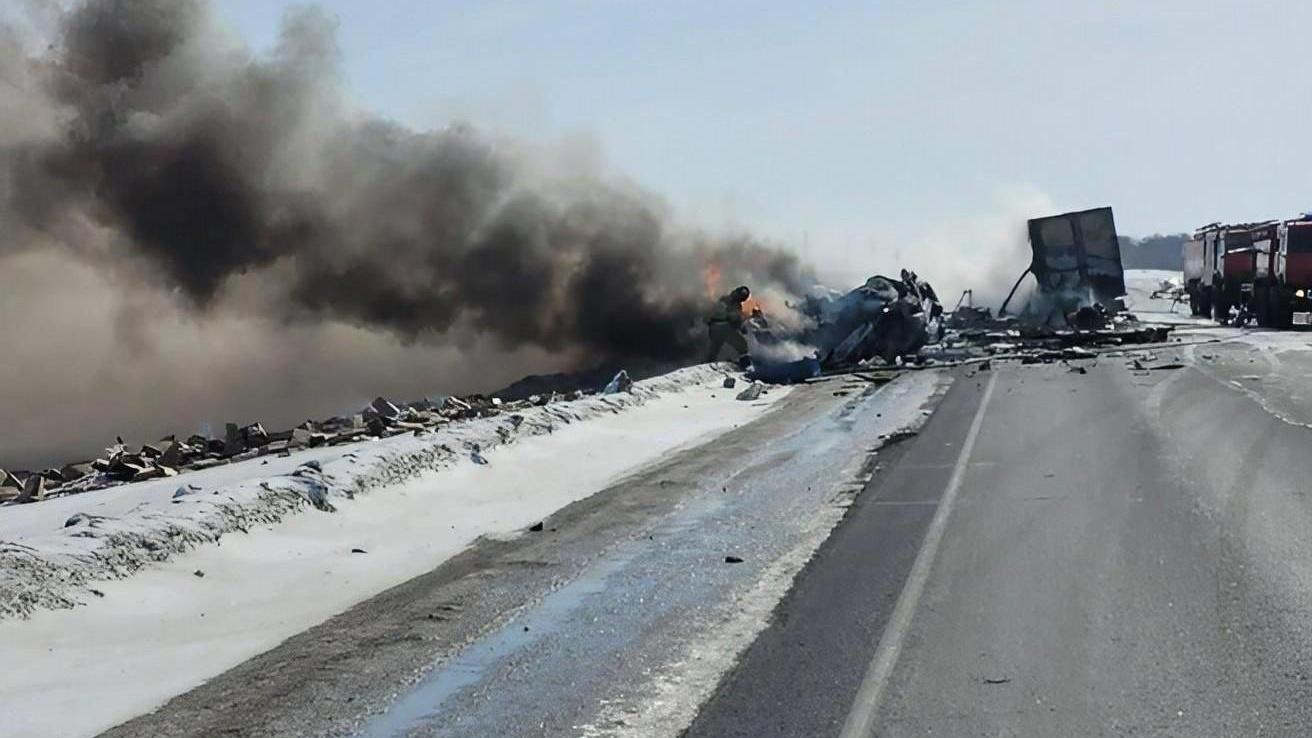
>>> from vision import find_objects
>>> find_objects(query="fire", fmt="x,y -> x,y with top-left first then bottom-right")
702,262 -> 723,299
703,261 -> 767,318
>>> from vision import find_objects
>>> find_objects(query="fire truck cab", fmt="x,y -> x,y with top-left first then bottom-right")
1182,225 -> 1211,316
1254,216 -> 1312,328
1185,223 -> 1237,320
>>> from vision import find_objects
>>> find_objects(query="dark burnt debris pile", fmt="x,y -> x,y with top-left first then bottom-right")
0,386 -> 599,505
745,278 -> 1174,382
746,205 -> 1174,381
936,307 -> 1173,364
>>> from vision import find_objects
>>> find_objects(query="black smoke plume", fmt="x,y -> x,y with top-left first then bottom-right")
0,0 -> 815,468
6,0 -> 811,358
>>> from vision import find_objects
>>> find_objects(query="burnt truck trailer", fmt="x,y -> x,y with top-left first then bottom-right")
1003,206 -> 1126,321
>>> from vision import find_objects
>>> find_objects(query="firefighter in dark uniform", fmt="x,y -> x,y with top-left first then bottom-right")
707,285 -> 751,365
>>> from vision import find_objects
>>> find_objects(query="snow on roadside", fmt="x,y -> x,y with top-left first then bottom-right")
1,365 -> 788,738
0,364 -> 763,620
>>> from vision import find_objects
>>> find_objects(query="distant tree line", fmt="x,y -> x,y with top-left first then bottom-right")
1118,233 -> 1187,270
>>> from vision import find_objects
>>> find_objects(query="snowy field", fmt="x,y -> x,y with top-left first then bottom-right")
0,365 -> 787,738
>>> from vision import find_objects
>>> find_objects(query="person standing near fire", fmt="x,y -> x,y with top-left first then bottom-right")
707,285 -> 751,366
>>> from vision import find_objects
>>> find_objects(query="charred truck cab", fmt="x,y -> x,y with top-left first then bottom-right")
1255,216 -> 1312,328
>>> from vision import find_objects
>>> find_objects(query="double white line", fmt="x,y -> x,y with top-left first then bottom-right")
838,372 -> 998,738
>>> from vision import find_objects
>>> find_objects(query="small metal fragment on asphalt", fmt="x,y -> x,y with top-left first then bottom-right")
529,522 -> 544,532
724,555 -> 744,564
351,548 -> 367,554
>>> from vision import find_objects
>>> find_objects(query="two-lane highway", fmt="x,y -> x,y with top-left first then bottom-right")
689,355 -> 1312,737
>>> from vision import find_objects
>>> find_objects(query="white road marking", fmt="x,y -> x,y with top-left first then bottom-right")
838,372 -> 998,738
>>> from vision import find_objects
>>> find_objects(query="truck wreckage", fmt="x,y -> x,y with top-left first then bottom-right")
742,206 -> 1166,382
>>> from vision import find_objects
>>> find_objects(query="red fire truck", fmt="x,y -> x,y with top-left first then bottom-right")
1183,222 -> 1243,319
1252,216 -> 1312,328
1183,221 -> 1281,323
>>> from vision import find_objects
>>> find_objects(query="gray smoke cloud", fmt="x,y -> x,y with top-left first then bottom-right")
0,0 -> 814,468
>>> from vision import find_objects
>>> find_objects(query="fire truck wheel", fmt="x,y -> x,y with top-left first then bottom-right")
1254,285 -> 1270,327
1271,290 -> 1292,329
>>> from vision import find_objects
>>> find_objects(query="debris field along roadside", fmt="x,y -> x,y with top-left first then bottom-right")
0,370 -> 640,507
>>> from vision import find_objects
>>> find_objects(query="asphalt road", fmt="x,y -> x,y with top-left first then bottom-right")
689,351 -> 1312,737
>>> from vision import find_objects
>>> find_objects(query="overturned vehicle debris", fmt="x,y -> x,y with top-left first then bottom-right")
738,205 -> 1173,383
802,270 -> 943,368
740,270 -> 943,382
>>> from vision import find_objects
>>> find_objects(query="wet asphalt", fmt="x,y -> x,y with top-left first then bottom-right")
692,353 -> 1312,737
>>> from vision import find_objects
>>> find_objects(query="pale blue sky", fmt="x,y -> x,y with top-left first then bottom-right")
213,0 -> 1312,278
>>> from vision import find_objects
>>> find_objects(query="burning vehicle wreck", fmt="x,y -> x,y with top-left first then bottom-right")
737,206 -> 1172,383
797,270 -> 944,368
724,269 -> 944,384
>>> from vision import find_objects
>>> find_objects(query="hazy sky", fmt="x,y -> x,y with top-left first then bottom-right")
211,0 -> 1312,279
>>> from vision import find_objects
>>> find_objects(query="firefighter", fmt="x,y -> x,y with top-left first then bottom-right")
707,285 -> 751,365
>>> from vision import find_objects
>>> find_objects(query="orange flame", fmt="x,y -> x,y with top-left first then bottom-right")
741,296 -> 764,317
702,263 -> 722,299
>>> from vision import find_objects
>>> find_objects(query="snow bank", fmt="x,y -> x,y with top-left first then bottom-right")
0,365 -> 759,620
